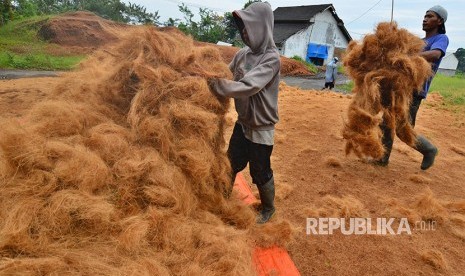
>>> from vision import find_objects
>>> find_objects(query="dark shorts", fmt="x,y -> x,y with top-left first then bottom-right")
227,123 -> 273,186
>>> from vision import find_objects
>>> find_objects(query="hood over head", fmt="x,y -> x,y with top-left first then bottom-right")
233,2 -> 276,54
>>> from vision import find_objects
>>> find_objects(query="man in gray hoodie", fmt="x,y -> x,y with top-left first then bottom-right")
209,2 -> 280,224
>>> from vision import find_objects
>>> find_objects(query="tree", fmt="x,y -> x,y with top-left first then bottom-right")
7,0 -> 160,25
455,48 -> 465,73
164,17 -> 179,27
169,1 -> 264,44
0,0 -> 14,26
12,0 -> 38,18
123,2 -> 159,25
243,0 -> 261,9
223,12 -> 237,44
32,0 -> 61,14
176,3 -> 228,43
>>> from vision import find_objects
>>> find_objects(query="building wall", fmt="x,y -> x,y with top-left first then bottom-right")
437,68 -> 456,76
279,26 -> 312,60
439,53 -> 459,70
281,9 -> 350,64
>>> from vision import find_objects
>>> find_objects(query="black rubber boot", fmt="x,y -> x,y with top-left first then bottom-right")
415,135 -> 438,170
374,149 -> 391,167
256,177 -> 276,224
374,123 -> 393,167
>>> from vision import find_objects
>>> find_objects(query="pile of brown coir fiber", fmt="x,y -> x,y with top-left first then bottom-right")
0,26 -> 289,275
342,22 -> 432,159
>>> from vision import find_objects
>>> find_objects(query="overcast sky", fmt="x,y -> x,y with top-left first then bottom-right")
124,0 -> 464,52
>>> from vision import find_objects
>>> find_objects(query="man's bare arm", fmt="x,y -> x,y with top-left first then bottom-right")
419,49 -> 443,62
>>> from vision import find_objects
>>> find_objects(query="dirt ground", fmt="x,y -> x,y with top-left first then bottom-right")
2,75 -> 464,275
269,87 -> 465,275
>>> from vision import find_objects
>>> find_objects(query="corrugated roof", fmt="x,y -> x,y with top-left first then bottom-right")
273,4 -> 352,43
274,4 -> 332,22
273,23 -> 312,44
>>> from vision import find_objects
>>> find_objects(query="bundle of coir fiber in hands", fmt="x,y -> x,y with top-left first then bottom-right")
342,22 -> 432,159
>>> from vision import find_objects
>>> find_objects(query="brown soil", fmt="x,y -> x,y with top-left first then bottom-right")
38,11 -> 128,54
2,12 -> 464,275
269,86 -> 465,275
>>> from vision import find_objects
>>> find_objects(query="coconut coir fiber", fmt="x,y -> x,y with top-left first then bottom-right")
0,26 -> 290,275
342,22 -> 432,159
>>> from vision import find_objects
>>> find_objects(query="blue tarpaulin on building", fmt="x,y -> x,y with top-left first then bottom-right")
306,43 -> 328,62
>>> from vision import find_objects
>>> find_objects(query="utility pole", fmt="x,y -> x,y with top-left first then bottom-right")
391,0 -> 394,23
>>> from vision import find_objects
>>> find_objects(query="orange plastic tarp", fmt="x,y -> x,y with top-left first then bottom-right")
233,173 -> 301,276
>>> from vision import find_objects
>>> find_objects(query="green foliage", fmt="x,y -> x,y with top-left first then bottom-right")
0,51 -> 83,70
243,0 -> 262,9
290,55 -> 304,62
175,3 -> 228,43
223,11 -> 238,44
338,74 -> 465,101
16,0 -> 38,18
430,73 -> 465,106
124,2 -> 159,24
0,15 -> 83,70
336,80 -> 353,93
0,14 -> 51,49
1,0 -> 14,25
455,48 -> 465,73
5,0 -> 159,25
291,55 -> 318,74
171,0 -> 264,44
164,17 -> 179,27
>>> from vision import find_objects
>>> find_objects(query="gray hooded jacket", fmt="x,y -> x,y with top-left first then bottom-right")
212,2 -> 280,132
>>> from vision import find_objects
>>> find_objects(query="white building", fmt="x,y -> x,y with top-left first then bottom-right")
438,52 -> 459,76
273,4 -> 352,65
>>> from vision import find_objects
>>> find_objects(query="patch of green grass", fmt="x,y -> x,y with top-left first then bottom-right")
0,15 -> 85,70
336,80 -> 353,93
0,15 -> 51,51
430,73 -> 465,107
0,51 -> 84,70
290,55 -> 318,74
337,74 -> 465,101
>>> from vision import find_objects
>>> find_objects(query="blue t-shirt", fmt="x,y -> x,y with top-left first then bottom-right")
421,34 -> 449,98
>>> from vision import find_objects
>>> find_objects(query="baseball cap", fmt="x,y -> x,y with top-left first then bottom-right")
428,5 -> 447,22
428,5 -> 447,34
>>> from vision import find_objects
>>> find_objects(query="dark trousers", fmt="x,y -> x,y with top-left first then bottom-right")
380,93 -> 423,159
228,123 -> 273,186
324,81 -> 335,90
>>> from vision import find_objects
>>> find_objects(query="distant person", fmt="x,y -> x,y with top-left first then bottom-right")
208,2 -> 280,224
323,57 -> 339,90
376,5 -> 449,169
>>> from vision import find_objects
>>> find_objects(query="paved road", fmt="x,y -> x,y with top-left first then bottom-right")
281,72 -> 351,93
0,69 -> 352,94
0,69 -> 60,80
